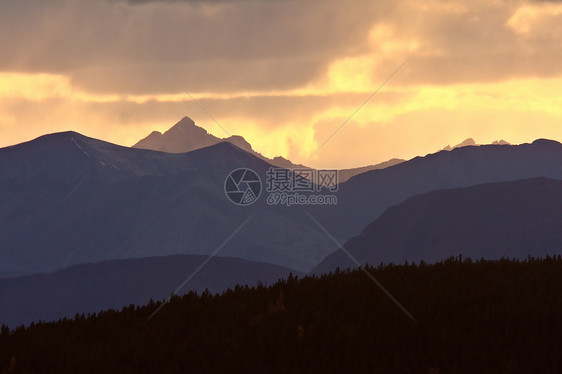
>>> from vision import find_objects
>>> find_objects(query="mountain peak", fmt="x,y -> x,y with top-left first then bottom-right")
133,117 -> 274,164
166,116 -> 204,135
443,138 -> 477,151
175,116 -> 196,127
459,138 -> 476,147
133,117 -> 220,153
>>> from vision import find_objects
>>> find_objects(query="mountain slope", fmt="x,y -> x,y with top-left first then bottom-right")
337,158 -> 404,183
0,254 -> 301,327
0,133 -> 335,277
313,177 -> 562,273
310,139 -> 562,242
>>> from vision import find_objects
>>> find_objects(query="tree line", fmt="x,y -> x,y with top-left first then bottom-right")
1,256 -> 561,373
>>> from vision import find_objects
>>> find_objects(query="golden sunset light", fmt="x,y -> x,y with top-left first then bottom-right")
1,0 -> 562,168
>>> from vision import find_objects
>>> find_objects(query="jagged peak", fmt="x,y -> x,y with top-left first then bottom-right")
166,116 -> 206,134
178,116 -> 195,125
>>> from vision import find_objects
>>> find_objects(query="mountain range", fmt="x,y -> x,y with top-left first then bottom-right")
2,129 -> 562,278
309,138 -> 562,242
134,118 -> 509,183
2,120 -> 562,327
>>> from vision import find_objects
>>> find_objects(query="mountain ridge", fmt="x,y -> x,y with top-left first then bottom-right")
0,132 -> 336,277
313,177 -> 562,274
0,254 -> 302,327
310,137 -> 562,242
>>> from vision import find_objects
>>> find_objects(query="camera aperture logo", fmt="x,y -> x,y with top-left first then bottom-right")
224,168 -> 262,206
224,167 -> 338,206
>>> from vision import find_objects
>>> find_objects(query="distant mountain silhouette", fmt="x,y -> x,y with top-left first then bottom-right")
0,254 -> 301,327
314,177 -> 562,274
442,138 -> 477,151
442,138 -> 510,151
134,116 -> 255,155
133,116 -> 405,183
133,116 -> 305,169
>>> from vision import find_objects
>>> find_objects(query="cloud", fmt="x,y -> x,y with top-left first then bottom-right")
3,0 -> 562,94
0,0 -> 381,94
113,0 -> 252,3
507,1 -> 562,35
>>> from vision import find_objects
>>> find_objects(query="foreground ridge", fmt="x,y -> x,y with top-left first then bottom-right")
2,256 -> 561,373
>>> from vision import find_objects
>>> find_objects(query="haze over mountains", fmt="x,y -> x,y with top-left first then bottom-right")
133,117 -> 405,183
314,177 -> 562,273
0,254 -> 300,327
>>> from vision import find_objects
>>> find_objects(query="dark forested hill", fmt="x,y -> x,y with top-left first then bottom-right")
1,257 -> 561,373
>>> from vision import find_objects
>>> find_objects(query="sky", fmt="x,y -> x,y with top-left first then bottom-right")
1,0 -> 562,168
